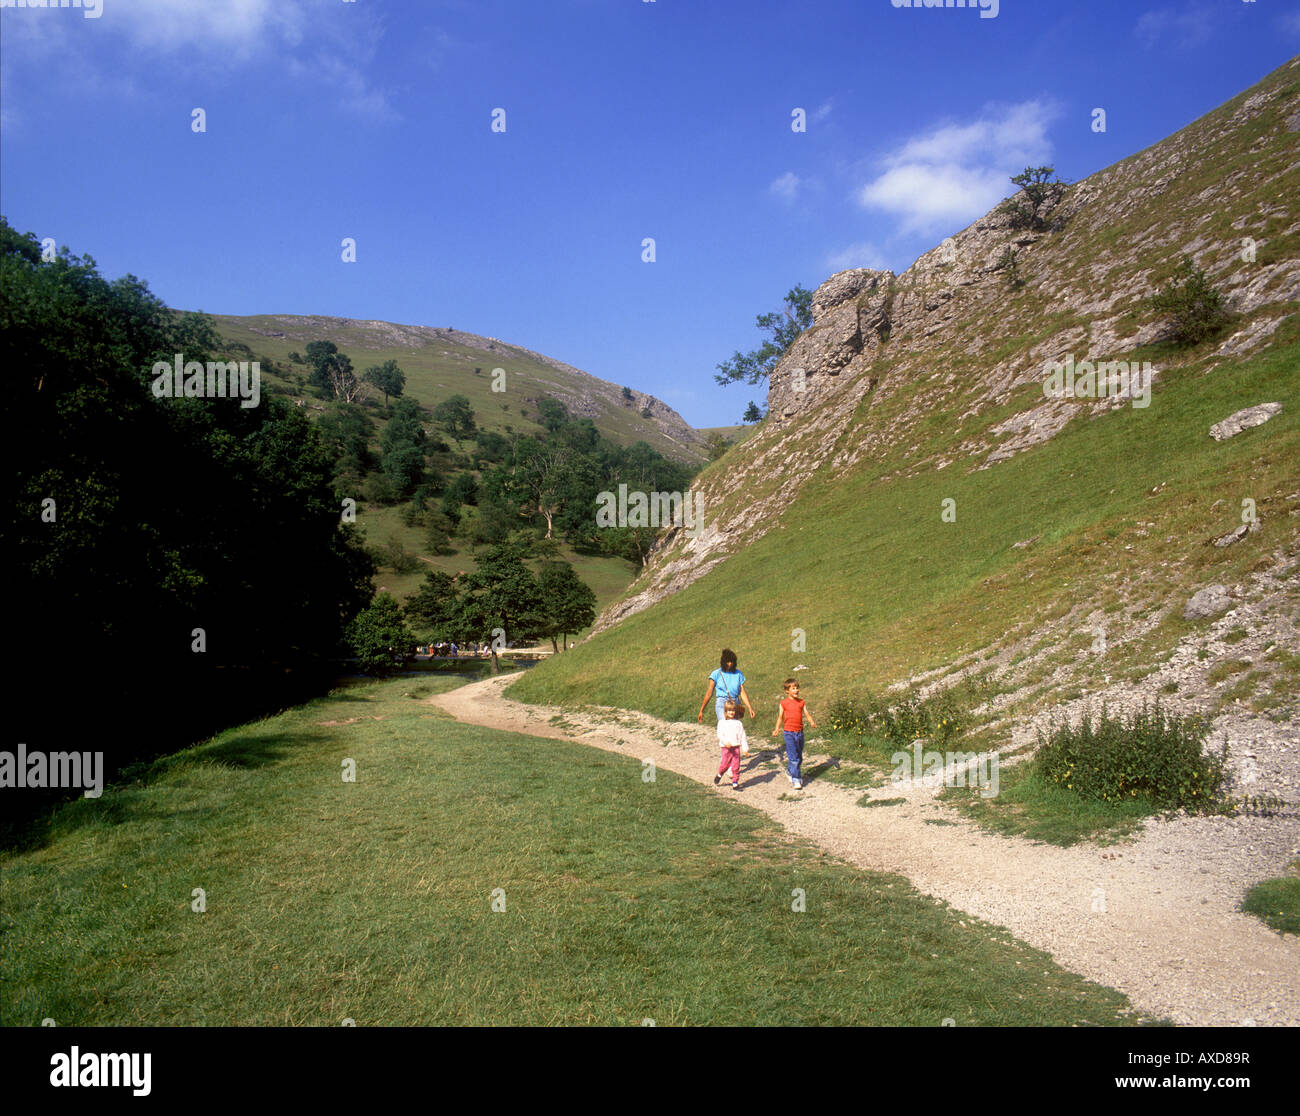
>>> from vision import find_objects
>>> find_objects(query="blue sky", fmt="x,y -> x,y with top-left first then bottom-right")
3,0 -> 1297,428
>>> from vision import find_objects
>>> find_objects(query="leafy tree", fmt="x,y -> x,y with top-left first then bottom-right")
317,402 -> 375,494
510,436 -> 576,539
363,358 -> 405,407
999,166 -> 1067,231
440,471 -> 478,525
432,393 -> 477,445
474,429 -> 511,465
1148,256 -> 1234,345
305,340 -> 361,401
3,217 -> 374,782
715,284 -> 813,387
705,432 -> 730,460
423,510 -> 456,555
742,401 -> 765,423
621,385 -> 634,405
537,561 -> 597,652
536,395 -> 570,433
345,593 -> 415,676
379,398 -> 427,498
405,570 -> 461,636
451,544 -> 545,672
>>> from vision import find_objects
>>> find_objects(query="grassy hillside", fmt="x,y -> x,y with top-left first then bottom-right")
209,313 -> 706,464
0,676 -> 1148,1026
509,56 -> 1300,720
510,321 -> 1299,719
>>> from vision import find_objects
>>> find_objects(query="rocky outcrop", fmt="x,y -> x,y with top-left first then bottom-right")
589,56 -> 1300,635
767,268 -> 892,423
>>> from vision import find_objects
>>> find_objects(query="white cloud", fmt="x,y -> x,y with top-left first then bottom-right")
106,0 -> 307,58
769,172 -> 803,202
825,241 -> 889,272
856,100 -> 1059,234
1,0 -> 403,123
811,100 -> 833,125
1134,6 -> 1214,50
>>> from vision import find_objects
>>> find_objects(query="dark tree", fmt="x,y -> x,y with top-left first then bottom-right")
999,166 -> 1068,231
432,393 -> 477,445
345,593 -> 416,676
451,544 -> 545,672
364,358 -> 406,407
537,562 -> 597,652
536,395 -> 570,432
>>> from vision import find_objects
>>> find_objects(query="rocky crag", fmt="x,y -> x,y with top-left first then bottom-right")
594,57 -> 1299,633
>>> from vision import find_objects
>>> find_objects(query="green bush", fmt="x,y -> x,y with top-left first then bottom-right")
345,594 -> 416,677
1033,702 -> 1229,810
825,686 -> 971,751
1148,257 -> 1233,345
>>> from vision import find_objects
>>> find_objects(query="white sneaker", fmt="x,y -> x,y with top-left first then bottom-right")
794,779 -> 803,790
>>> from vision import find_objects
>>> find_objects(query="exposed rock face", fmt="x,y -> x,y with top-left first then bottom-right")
767,269 -> 892,423
589,57 -> 1300,635
1209,402 -> 1283,441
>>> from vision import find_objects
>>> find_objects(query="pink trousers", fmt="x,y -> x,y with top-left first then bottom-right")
718,746 -> 741,782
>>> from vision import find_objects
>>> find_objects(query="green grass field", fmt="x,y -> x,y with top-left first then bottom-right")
0,677 -> 1155,1026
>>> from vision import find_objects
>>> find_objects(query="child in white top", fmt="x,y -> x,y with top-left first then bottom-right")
714,699 -> 748,791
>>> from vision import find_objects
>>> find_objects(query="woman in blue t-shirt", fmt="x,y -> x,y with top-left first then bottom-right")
697,648 -> 757,724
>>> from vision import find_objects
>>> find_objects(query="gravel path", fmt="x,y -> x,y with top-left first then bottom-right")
431,675 -> 1300,1027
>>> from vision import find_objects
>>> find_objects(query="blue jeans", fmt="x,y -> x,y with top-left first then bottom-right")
783,730 -> 804,781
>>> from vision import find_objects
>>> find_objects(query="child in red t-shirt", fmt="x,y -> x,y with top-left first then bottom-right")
771,677 -> 817,790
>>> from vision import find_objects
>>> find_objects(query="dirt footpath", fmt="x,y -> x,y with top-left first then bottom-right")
431,675 -> 1299,1027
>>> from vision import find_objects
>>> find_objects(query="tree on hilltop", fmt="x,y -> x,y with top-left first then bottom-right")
1000,166 -> 1068,231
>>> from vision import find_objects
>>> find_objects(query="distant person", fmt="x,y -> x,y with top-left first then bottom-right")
771,677 -> 818,790
697,648 -> 756,724
713,699 -> 749,792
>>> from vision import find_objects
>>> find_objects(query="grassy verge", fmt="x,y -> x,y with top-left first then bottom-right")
1240,862 -> 1300,936
939,763 -> 1153,847
1,678 -> 1155,1026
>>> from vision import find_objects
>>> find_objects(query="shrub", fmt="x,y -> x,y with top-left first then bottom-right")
1148,256 -> 1233,345
825,687 -> 970,752
1033,702 -> 1229,810
345,594 -> 415,676
999,166 -> 1067,231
